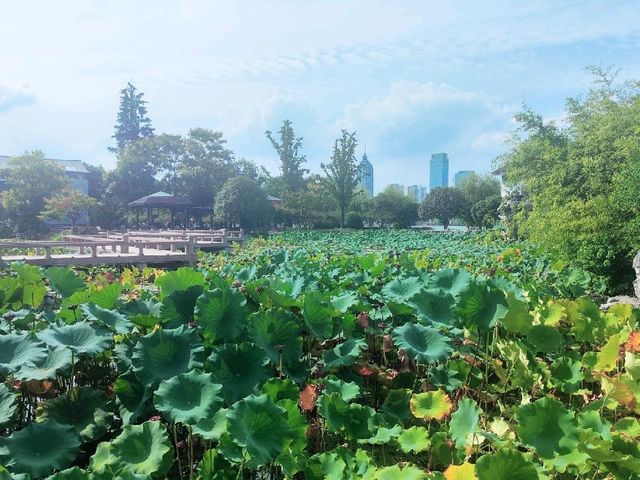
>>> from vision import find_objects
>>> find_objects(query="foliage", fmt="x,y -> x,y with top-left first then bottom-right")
1,151 -> 70,236
0,230 -> 634,479
497,68 -> 640,292
265,119 -> 308,192
419,187 -> 469,229
321,130 -> 359,227
370,186 -> 418,228
214,176 -> 273,229
40,189 -> 99,232
109,82 -> 154,153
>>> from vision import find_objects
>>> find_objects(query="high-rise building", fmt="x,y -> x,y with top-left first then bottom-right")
407,185 -> 427,203
454,170 -> 474,187
429,153 -> 449,190
358,152 -> 374,197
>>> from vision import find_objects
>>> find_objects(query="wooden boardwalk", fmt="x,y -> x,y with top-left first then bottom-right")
0,229 -> 244,267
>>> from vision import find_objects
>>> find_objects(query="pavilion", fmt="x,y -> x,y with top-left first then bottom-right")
128,191 -> 193,229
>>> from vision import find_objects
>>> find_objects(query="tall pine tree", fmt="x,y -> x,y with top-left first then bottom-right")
109,82 -> 154,153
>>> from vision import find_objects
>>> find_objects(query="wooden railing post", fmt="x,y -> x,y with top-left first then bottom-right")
186,236 -> 195,255
44,247 -> 52,259
91,245 -> 98,258
121,234 -> 129,254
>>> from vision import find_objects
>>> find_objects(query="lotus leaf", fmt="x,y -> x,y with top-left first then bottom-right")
410,390 -> 453,421
44,267 -> 86,298
38,321 -> 112,356
42,387 -> 112,441
456,284 -> 507,332
207,342 -> 270,403
375,463 -> 427,479
331,292 -> 358,313
195,287 -> 248,344
249,309 -> 302,367
527,324 -> 563,354
109,421 -> 173,477
160,285 -> 204,326
81,303 -> 132,334
427,268 -> 472,297
0,333 -> 47,375
382,276 -> 423,303
192,408 -> 229,441
17,347 -> 72,381
227,394 -> 293,466
154,267 -> 205,297
0,420 -> 80,477
131,325 -> 205,385
393,323 -> 452,364
322,338 -> 366,369
154,370 -> 223,425
303,291 -> 334,339
443,462 -> 476,480
261,378 -> 300,403
409,288 -> 455,326
501,292 -> 533,334
324,377 -> 360,401
89,283 -> 124,309
114,372 -> 152,425
475,449 -> 538,480
550,356 -> 584,394
449,398 -> 481,448
45,466 -> 89,479
515,396 -> 578,458
381,388 -> 412,421
0,384 -> 18,427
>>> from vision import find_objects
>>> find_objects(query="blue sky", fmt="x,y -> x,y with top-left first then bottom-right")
1,1 -> 639,193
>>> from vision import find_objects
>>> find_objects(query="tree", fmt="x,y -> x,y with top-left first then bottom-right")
1,151 -> 69,236
371,186 -> 418,228
321,130 -> 359,227
40,189 -> 99,233
214,177 -> 273,230
109,82 -> 154,153
456,173 -> 501,227
497,68 -> 640,292
266,120 -> 307,192
419,187 -> 469,229
470,195 -> 502,229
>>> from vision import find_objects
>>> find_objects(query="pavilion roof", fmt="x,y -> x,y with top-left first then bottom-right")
128,191 -> 193,208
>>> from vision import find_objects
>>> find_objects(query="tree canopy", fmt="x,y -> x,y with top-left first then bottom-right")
419,187 -> 468,229
321,130 -> 359,228
497,67 -> 640,291
266,120 -> 307,193
214,177 -> 273,229
40,189 -> 99,232
109,82 -> 154,153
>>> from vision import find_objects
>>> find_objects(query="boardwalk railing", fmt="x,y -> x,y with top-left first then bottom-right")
0,229 -> 244,267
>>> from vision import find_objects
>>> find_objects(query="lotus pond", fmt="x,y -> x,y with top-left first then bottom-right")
0,230 -> 638,479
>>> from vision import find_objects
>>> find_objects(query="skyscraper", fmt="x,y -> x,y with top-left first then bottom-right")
407,185 -> 427,203
429,153 -> 449,190
358,152 -> 374,197
454,170 -> 474,187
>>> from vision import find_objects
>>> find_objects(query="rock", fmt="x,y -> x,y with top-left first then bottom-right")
601,295 -> 640,311
634,250 -> 640,299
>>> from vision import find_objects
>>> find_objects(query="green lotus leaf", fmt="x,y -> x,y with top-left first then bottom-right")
17,347 -> 72,381
375,463 -> 427,479
154,267 -> 205,297
276,398 -> 308,470
0,333 -> 47,376
227,394 -> 293,466
304,451 -> 348,480
12,262 -> 47,308
154,370 -> 223,425
324,377 -> 360,402
261,378 -> 300,403
410,390 -> 453,421
566,297 -> 606,343
121,298 -> 162,328
206,342 -> 270,403
42,387 -> 112,441
89,283 -> 124,309
449,398 -> 481,448
429,431 -> 465,467
114,472 -> 148,480
109,421 -> 173,477
409,288 -> 455,326
131,325 -> 205,385
515,396 -> 578,458
360,424 -> 402,445
160,285 -> 204,327
192,408 -> 229,441
44,267 -> 86,298
0,384 -> 18,427
331,292 -> 358,313
318,392 -> 376,440
456,284 -> 507,331
45,466 -> 89,480
249,309 -> 302,367
303,291 -> 334,340
195,287 -> 248,344
322,338 -> 366,369
38,322 -> 112,356
527,324 -> 563,354
501,292 -> 533,335
81,303 -> 132,334
475,449 -> 538,480
114,371 -> 152,425
550,356 -> 584,394
393,323 -> 452,364
0,420 -> 80,477
595,333 -> 622,372
397,426 -> 431,453
427,268 -> 472,297
197,448 -> 236,479
382,276 -> 424,303
381,389 -> 412,421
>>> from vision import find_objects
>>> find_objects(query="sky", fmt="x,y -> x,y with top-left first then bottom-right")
1,1 -> 639,194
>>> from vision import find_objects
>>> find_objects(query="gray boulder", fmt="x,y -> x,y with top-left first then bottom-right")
634,250 -> 640,299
